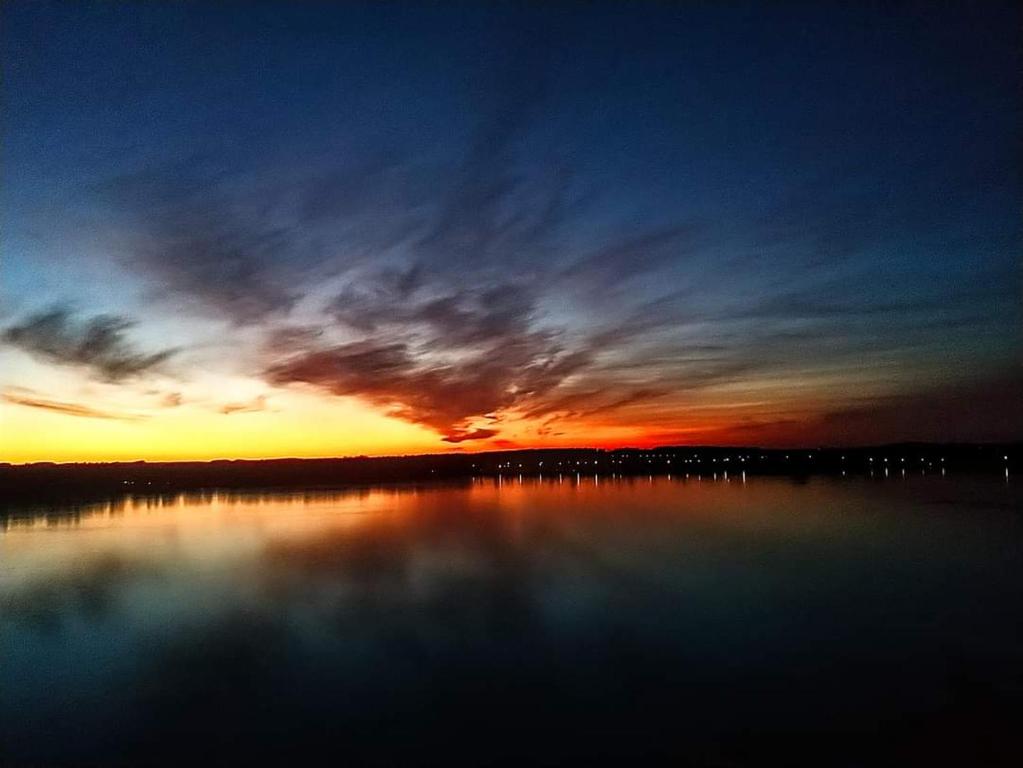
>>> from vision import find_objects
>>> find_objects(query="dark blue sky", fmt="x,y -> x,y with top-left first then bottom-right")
1,2 -> 1020,458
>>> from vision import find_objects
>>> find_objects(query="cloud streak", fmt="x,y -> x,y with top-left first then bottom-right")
97,162 -> 305,325
2,306 -> 175,382
266,337 -> 590,442
2,392 -> 143,421
220,395 -> 268,415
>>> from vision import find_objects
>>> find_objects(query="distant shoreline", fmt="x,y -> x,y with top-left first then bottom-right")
1,443 -> 1017,508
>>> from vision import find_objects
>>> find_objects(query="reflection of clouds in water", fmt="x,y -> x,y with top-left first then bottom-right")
3,480 -> 1022,764
119,511 -> 690,764
0,554 -> 157,633
259,502 -> 543,648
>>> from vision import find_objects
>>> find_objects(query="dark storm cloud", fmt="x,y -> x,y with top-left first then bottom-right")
2,306 -> 175,381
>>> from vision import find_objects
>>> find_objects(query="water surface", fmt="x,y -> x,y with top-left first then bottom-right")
2,476 -> 1021,765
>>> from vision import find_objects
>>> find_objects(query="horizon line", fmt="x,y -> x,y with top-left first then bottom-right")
3,440 -> 1020,468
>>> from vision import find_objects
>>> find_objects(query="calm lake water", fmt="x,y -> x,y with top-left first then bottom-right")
2,475 -> 1021,765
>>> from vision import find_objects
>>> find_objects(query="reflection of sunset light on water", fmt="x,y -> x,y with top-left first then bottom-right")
3,475 -> 1020,601
2,475 -> 1022,766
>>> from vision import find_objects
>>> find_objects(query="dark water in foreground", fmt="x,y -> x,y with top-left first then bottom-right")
2,475 -> 1021,766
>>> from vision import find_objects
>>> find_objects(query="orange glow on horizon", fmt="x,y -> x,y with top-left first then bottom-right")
1,391 -> 814,464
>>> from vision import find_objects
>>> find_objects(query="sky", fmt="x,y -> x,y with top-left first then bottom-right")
1,1 -> 1020,462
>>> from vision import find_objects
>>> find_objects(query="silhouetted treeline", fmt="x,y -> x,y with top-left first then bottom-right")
0,443 -> 1017,509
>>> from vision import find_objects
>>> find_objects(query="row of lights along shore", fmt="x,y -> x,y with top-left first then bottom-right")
476,451 -> 1011,478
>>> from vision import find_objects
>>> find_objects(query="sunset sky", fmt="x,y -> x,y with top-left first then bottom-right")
2,2 -> 1020,463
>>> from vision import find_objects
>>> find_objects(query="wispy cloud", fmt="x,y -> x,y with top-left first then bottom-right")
266,337 -> 590,442
96,161 -> 305,325
2,306 -> 175,382
161,392 -> 183,408
219,395 -> 268,415
2,392 -> 144,421
57,13 -> 1016,449
559,223 -> 705,292
441,428 -> 499,444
